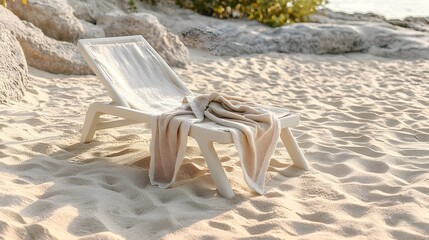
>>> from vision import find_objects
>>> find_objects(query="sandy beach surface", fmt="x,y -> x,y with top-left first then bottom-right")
1,50 -> 428,239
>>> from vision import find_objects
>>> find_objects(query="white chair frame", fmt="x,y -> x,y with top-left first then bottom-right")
78,36 -> 309,198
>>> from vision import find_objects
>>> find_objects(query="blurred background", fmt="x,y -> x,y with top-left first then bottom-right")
327,0 -> 429,19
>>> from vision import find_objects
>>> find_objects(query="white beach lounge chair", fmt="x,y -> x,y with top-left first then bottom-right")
78,35 -> 309,198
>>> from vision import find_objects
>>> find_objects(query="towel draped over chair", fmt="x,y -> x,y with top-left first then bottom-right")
150,93 -> 280,194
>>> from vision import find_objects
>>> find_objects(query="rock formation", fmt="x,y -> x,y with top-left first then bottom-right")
98,11 -> 189,67
0,7 -> 92,75
7,0 -> 190,68
8,0 -> 105,43
0,27 -> 28,103
2,0 -> 428,77
389,17 -> 429,33
160,5 -> 429,59
67,0 -> 100,23
181,26 -> 222,51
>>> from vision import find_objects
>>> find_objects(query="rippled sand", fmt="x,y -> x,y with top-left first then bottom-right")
0,52 -> 428,239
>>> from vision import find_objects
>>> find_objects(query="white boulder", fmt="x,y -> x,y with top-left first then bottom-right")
98,12 -> 190,67
0,27 -> 28,103
66,0 -> 124,23
8,0 -> 104,42
0,7 -> 92,75
19,22 -> 93,75
67,0 -> 100,23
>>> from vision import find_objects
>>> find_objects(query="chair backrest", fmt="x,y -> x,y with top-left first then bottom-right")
78,35 -> 193,114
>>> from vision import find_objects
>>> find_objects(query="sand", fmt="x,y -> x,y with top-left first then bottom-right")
0,52 -> 428,239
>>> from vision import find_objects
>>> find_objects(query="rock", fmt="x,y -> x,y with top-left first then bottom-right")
156,4 -> 429,59
310,9 -> 386,24
98,12 -> 189,67
154,4 -> 429,59
0,27 -> 28,103
66,0 -> 125,23
94,0 -> 125,17
388,17 -> 429,33
214,24 -> 367,56
67,0 -> 99,23
313,9 -> 429,33
181,22 -> 369,56
361,23 -> 429,59
213,22 -> 429,59
19,22 -> 93,75
8,0 -> 104,43
0,7 -> 92,75
181,26 -> 222,51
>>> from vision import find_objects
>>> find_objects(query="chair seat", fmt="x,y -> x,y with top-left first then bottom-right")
189,112 -> 299,144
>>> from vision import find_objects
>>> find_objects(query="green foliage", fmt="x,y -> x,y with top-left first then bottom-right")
1,0 -> 26,8
128,0 -> 138,12
176,0 -> 214,16
176,0 -> 328,27
128,0 -> 157,13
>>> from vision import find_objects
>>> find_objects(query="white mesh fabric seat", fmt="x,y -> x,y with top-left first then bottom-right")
80,36 -> 191,114
78,35 -> 309,198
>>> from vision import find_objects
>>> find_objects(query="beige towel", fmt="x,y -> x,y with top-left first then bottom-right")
149,93 -> 280,194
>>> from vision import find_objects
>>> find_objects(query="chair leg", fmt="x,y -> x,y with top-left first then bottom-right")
280,128 -> 309,170
196,139 -> 235,198
81,109 -> 102,143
